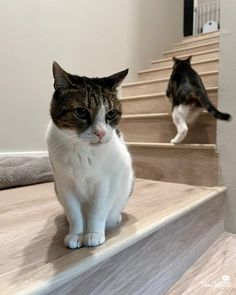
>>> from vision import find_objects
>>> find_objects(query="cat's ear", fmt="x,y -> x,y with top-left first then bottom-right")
172,57 -> 178,63
103,69 -> 129,89
52,61 -> 74,90
186,56 -> 192,63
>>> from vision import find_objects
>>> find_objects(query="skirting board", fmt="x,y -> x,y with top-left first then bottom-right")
0,151 -> 48,158
48,193 -> 225,295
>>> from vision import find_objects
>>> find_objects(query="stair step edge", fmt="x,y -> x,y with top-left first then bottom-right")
183,31 -> 219,41
174,36 -> 219,46
151,49 -> 219,64
122,111 -> 209,119
163,41 -> 219,55
122,71 -> 218,88
138,58 -> 219,75
120,87 -> 218,100
126,142 -> 217,150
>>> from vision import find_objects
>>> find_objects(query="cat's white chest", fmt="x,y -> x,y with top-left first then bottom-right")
65,146 -> 102,198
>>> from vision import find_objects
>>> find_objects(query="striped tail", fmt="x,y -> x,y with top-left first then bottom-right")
196,90 -> 231,121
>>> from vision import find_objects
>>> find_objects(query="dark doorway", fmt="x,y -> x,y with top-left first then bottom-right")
184,0 -> 194,37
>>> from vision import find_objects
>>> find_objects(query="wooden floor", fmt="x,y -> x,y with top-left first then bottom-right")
0,179 -> 225,295
167,233 -> 236,295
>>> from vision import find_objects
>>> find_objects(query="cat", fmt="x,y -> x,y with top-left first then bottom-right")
166,56 -> 231,144
47,62 -> 134,248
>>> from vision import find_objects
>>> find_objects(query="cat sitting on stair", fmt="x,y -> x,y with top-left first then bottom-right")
47,62 -> 134,249
166,56 -> 231,144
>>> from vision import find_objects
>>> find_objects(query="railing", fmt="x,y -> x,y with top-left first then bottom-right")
193,1 -> 220,35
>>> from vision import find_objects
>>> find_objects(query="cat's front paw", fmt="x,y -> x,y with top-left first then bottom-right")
64,233 -> 83,249
84,232 -> 105,247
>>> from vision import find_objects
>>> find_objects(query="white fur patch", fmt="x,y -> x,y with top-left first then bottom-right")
171,105 -> 190,144
171,105 -> 202,144
47,119 -> 133,248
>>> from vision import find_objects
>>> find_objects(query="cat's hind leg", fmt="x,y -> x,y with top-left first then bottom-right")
171,105 -> 190,144
106,174 -> 133,230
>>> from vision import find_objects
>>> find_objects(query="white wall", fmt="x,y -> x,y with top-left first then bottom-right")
218,0 -> 236,233
0,0 -> 183,153
198,0 -> 220,5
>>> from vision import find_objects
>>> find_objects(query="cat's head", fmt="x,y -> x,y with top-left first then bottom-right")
172,56 -> 192,68
50,62 -> 128,146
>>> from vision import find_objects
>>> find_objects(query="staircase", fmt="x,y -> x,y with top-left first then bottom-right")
0,31 -> 229,295
121,31 -> 220,187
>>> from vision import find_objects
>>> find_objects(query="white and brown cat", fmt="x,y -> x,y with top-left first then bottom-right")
47,62 -> 133,248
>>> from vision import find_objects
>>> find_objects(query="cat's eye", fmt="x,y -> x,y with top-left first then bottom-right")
106,110 -> 118,121
74,107 -> 89,120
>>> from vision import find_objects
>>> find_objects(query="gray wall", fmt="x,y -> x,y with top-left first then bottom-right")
218,0 -> 236,233
0,0 -> 183,153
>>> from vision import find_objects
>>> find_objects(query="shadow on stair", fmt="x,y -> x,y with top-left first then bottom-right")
11,209 -> 134,286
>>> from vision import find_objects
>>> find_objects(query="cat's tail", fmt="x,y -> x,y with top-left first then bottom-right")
196,89 -> 232,121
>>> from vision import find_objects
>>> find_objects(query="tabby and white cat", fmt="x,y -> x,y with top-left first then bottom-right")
47,62 -> 133,248
166,56 -> 231,144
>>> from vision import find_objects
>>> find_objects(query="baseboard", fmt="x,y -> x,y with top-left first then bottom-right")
0,151 -> 49,158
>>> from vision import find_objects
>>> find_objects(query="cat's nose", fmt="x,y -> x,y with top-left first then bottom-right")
94,129 -> 106,139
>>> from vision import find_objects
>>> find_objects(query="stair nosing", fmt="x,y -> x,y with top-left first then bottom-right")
151,49 -> 219,64
120,87 -> 218,101
174,36 -> 219,47
122,111 -> 210,120
163,41 -> 219,55
138,58 -> 219,75
183,31 -> 219,41
126,142 -> 216,150
122,70 -> 218,88
123,113 -> 170,119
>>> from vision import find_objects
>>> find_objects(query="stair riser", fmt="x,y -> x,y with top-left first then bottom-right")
122,73 -> 218,96
139,60 -> 218,81
183,31 -> 219,42
174,36 -> 219,49
121,91 -> 218,115
53,194 -> 224,295
164,43 -> 219,58
128,146 -> 218,186
121,115 -> 216,144
152,51 -> 219,68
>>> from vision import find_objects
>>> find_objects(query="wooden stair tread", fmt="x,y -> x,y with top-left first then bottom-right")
123,112 -> 171,119
152,49 -> 219,64
138,58 -> 219,75
0,180 -> 226,294
122,111 -> 209,119
183,31 -> 219,41
122,70 -> 218,87
126,142 -> 216,150
163,41 -> 219,55
120,87 -> 218,100
174,36 -> 219,46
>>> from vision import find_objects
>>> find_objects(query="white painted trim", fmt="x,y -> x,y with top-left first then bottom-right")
0,151 -> 49,158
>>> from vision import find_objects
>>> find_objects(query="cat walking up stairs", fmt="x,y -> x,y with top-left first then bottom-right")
166,56 -> 231,144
